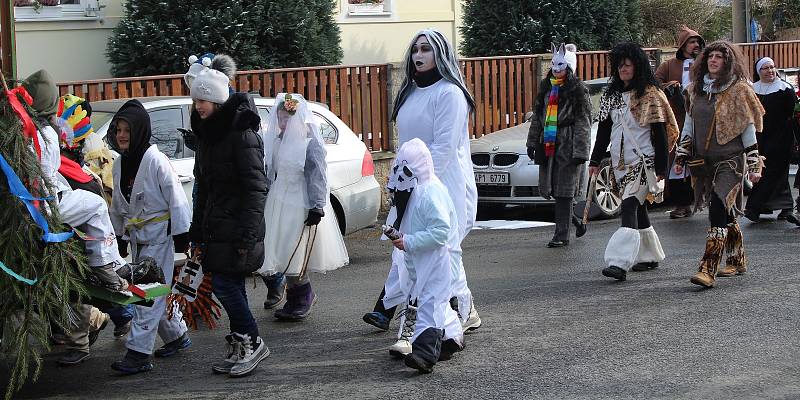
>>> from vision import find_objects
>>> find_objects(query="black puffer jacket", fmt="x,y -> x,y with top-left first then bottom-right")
189,93 -> 267,275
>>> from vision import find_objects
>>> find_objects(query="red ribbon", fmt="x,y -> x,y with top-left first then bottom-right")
6,87 -> 41,159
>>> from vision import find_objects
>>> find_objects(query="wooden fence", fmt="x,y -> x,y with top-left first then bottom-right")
58,40 -> 800,149
57,64 -> 392,152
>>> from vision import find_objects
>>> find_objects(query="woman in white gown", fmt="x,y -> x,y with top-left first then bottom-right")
258,93 -> 349,320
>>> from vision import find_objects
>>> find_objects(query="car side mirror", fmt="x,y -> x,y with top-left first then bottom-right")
524,111 -> 534,122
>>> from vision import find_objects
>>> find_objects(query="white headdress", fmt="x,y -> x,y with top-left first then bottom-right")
262,93 -> 326,206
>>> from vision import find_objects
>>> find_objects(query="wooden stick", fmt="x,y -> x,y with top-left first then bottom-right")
583,173 -> 598,225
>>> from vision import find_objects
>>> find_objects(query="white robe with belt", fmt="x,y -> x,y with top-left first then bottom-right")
110,144 -> 190,354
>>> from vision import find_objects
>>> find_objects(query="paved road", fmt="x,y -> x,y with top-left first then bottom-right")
8,204 -> 800,400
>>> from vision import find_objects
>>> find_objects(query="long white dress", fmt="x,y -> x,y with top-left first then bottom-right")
110,144 -> 190,354
258,101 -> 348,277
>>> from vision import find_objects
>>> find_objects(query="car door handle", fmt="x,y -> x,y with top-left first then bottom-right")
178,175 -> 194,183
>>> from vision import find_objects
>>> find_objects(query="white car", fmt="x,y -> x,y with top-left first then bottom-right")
88,96 -> 380,235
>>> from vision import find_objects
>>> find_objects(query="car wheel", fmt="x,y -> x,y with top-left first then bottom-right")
591,158 -> 622,217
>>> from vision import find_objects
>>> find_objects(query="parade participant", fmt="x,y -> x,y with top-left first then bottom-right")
743,57 -> 800,225
257,93 -> 348,320
526,43 -> 591,248
363,29 -> 481,339
655,26 -> 705,219
674,41 -> 765,287
382,138 -> 464,374
22,71 -> 158,364
188,57 -> 270,377
589,42 -> 678,281
107,99 -> 192,374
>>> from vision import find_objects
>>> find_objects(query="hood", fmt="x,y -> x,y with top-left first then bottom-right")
22,69 -> 59,118
470,122 -> 530,154
191,92 -> 260,141
676,26 -> 705,59
107,99 -> 152,159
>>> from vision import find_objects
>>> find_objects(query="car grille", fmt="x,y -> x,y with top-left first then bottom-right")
477,185 -> 540,198
492,153 -> 519,167
472,153 -> 490,167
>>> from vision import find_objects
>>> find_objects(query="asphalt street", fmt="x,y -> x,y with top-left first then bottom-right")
8,202 -> 800,400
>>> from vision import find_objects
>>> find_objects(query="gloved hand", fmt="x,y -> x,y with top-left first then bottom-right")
526,146 -> 536,161
173,232 -> 190,254
117,236 -> 129,258
304,208 -> 324,226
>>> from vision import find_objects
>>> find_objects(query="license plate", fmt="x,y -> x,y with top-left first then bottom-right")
474,172 -> 509,185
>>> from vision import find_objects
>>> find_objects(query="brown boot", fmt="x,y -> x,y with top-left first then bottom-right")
717,222 -> 747,277
690,227 -> 727,288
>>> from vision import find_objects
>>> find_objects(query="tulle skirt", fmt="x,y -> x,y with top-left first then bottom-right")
257,178 -> 349,277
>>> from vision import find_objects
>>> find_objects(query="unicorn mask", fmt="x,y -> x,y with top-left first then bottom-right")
551,43 -> 577,73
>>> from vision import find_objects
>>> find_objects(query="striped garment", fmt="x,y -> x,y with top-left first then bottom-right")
543,78 -> 564,157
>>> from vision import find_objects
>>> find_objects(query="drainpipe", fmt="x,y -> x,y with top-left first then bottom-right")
1,0 -> 16,79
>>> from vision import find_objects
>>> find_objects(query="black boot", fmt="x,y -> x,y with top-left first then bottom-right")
403,328 -> 443,374
262,273 -> 286,309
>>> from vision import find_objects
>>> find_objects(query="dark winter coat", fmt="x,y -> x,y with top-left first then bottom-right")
189,93 -> 267,275
526,76 -> 592,198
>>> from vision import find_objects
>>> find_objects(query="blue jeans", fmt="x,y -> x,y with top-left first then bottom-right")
212,273 -> 259,338
105,304 -> 133,327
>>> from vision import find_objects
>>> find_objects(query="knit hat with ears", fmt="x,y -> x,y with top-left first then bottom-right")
189,54 -> 237,104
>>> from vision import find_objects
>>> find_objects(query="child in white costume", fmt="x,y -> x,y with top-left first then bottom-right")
107,100 -> 191,374
382,138 -> 464,374
257,93 -> 348,320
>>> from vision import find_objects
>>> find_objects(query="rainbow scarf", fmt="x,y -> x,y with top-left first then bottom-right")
543,78 -> 563,157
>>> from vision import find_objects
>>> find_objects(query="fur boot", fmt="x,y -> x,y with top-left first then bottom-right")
690,227 -> 727,288
717,222 -> 747,277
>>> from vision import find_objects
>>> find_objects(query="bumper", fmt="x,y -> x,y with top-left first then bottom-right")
333,175 -> 381,235
478,185 -> 554,205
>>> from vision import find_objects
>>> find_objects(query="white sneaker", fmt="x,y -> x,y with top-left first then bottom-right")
229,333 -> 270,377
389,304 -> 416,358
462,303 -> 482,333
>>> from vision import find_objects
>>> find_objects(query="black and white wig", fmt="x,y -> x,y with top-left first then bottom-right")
391,29 -> 475,121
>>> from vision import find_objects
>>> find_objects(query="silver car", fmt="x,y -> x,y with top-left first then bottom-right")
88,96 -> 381,235
469,78 -> 622,217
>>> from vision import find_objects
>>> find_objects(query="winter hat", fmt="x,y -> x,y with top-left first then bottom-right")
22,69 -> 59,118
189,54 -> 236,104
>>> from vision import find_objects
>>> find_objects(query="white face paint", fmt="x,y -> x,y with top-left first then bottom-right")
411,36 -> 436,73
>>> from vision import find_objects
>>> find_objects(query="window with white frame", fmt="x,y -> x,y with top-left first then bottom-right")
343,0 -> 392,17
14,0 -> 103,21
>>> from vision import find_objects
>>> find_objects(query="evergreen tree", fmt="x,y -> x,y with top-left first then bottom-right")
0,87 -> 87,399
460,0 -> 643,57
107,0 -> 343,77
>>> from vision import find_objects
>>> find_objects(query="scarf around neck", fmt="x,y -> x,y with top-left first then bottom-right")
543,78 -> 564,157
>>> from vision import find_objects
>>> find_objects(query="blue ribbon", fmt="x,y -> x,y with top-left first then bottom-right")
0,153 -> 73,243
0,261 -> 37,285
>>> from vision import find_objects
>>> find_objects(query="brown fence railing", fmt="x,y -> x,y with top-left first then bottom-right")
57,64 -> 392,152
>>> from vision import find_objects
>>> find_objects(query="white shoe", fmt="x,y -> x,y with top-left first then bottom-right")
389,304 -> 416,358
462,303 -> 482,333
229,333 -> 270,377
211,334 -> 240,374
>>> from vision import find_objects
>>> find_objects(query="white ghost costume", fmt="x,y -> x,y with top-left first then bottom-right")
257,94 -> 348,276
382,139 -> 463,346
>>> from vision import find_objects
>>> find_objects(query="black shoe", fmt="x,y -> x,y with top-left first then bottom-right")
362,312 -> 390,331
154,333 -> 191,358
57,350 -> 90,366
602,266 -> 627,281
575,222 -> 587,238
777,209 -> 800,225
669,207 -> 693,219
438,338 -> 464,362
547,240 -> 569,248
262,273 -> 286,309
743,210 -> 760,222
88,313 -> 110,347
111,350 -> 153,375
630,262 -> 658,272
116,257 -> 165,285
404,353 -> 434,374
